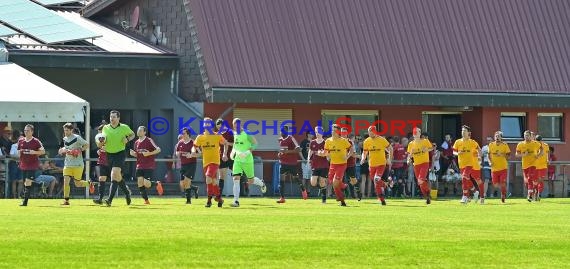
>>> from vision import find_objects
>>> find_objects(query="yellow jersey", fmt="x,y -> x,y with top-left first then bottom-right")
324,137 -> 351,165
363,136 -> 390,166
516,141 -> 540,169
488,142 -> 511,172
406,138 -> 432,165
194,134 -> 225,167
453,138 -> 479,169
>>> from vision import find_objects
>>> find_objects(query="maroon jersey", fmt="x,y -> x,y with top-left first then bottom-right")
219,130 -> 234,160
134,137 -> 159,169
176,139 -> 197,165
97,149 -> 108,166
17,137 -> 43,171
392,143 -> 406,169
279,136 -> 298,165
309,139 -> 329,169
347,140 -> 356,167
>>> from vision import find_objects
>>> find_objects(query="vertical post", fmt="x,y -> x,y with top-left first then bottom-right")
84,103 -> 91,198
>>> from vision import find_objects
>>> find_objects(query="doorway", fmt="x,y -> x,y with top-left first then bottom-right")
421,112 -> 462,146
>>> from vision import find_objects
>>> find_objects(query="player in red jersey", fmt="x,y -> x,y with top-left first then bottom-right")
308,126 -> 330,204
276,125 -> 307,203
18,124 -> 45,206
176,127 -> 199,204
129,126 -> 162,204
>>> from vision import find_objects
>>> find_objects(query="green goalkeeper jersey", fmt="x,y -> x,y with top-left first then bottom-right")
233,130 -> 254,163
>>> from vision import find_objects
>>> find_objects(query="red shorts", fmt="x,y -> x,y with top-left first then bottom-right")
536,168 -> 547,180
523,166 -> 536,183
491,169 -> 507,185
413,162 -> 429,181
460,166 -> 479,180
203,163 -> 219,179
328,164 -> 347,184
369,165 -> 386,180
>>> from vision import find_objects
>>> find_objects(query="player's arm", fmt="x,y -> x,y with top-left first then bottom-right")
144,140 -> 161,157
81,138 -> 89,152
248,135 -> 258,151
221,137 -> 228,160
386,145 -> 393,165
344,143 -> 352,160
123,129 -> 136,144
290,136 -> 302,154
31,146 -> 46,156
360,150 -> 368,165
515,144 -> 525,158
129,148 -> 137,157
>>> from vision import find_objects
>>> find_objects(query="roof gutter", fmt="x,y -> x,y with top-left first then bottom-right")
211,87 -> 570,108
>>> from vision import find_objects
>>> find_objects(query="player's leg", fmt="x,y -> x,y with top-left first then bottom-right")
277,165 -> 289,203
332,165 -> 347,206
94,165 -> 109,204
460,167 -> 471,203
292,166 -> 308,200
105,153 -> 131,206
205,164 -> 222,207
62,171 -> 71,205
231,173 -> 241,207
20,171 -> 35,206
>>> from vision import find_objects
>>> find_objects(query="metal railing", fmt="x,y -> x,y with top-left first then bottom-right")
1,157 -> 569,199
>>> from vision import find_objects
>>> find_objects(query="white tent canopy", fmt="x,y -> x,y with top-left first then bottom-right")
0,62 -> 89,122
1,62 -> 91,198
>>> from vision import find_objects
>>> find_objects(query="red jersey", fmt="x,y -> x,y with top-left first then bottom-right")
309,139 -> 329,169
176,139 -> 197,165
97,149 -> 108,166
219,130 -> 234,160
17,137 -> 43,171
134,137 -> 159,169
392,143 -> 406,169
279,136 -> 299,165
347,140 -> 356,167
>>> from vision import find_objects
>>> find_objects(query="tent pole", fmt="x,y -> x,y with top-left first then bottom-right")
84,103 -> 91,199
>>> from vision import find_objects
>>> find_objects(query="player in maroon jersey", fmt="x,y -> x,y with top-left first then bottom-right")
341,128 -> 361,201
18,124 -> 46,206
276,126 -> 307,203
176,127 -> 199,204
129,126 -> 162,204
308,126 -> 330,203
93,124 -> 110,204
215,118 -> 234,197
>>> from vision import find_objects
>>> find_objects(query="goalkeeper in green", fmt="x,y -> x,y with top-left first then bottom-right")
229,118 -> 267,207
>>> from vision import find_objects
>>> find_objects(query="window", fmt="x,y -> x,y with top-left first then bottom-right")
500,112 -> 526,139
538,113 -> 563,141
321,110 -> 379,137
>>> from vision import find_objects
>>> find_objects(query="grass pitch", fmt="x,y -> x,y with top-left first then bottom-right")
1,197 -> 569,269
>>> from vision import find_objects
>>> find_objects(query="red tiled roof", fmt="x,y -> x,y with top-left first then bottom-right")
187,0 -> 570,94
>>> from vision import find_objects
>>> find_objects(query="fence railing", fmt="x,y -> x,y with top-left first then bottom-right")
1,157 -> 569,199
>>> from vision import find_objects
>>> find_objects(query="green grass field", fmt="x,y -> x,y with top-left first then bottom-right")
1,197 -> 569,269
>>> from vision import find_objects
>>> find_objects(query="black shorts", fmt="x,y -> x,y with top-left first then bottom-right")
311,168 -> 328,178
107,151 -> 126,169
219,159 -> 234,169
280,164 -> 299,176
135,169 -> 154,179
360,163 -> 370,175
22,170 -> 37,180
345,166 -> 357,179
99,165 -> 111,178
180,163 -> 197,180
